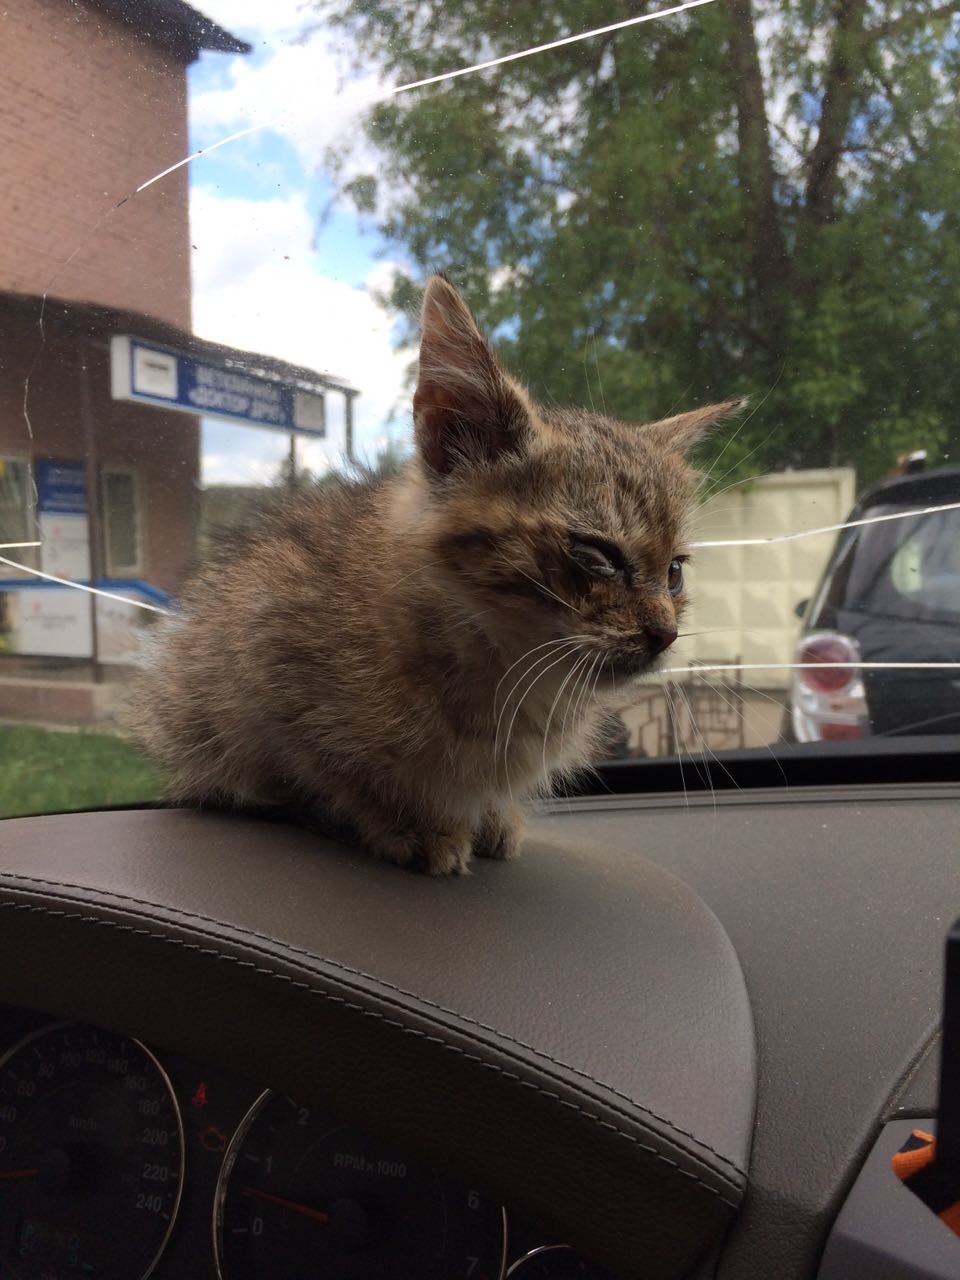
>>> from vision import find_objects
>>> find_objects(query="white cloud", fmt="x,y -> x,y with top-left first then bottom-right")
190,185 -> 412,475
195,0 -> 311,42
201,450 -> 285,485
190,29 -> 385,176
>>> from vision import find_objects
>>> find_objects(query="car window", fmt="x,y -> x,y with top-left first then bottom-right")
876,506 -> 960,623
2,0 -> 960,817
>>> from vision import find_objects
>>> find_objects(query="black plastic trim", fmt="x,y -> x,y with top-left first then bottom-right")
570,735 -> 960,796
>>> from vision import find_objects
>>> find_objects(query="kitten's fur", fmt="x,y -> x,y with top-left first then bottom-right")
132,276 -> 741,874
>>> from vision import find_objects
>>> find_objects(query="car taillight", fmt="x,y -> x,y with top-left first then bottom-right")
791,631 -> 868,743
797,634 -> 860,693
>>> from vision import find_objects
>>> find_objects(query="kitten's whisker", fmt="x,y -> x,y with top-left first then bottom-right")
560,652 -> 598,758
573,652 -> 606,769
676,628 -> 752,639
701,371 -> 783,499
540,650 -> 597,808
662,684 -> 689,813
500,644 -> 584,762
711,674 -> 787,719
542,650 -> 593,782
700,418 -> 783,505
710,672 -> 793,782
694,472 -> 753,508
674,670 -> 789,789
671,683 -> 713,811
560,650 -> 591,757
673,681 -> 725,812
566,652 -> 603,761
496,556 -> 584,616
588,651 -> 606,706
565,651 -> 603,765
494,635 -> 592,708
713,677 -> 789,788
494,639 -> 585,769
500,645 -> 586,795
699,370 -> 782,489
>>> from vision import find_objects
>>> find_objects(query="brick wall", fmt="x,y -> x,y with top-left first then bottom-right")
0,0 -> 192,329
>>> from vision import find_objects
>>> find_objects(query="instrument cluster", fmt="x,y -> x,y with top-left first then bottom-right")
0,1010 -> 614,1279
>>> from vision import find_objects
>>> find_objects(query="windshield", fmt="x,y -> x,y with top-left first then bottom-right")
2,0 -> 960,818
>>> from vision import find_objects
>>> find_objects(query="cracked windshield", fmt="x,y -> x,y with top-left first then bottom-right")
2,0 -> 959,820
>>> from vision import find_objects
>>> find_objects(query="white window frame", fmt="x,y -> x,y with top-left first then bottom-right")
0,455 -> 38,573
100,466 -> 143,578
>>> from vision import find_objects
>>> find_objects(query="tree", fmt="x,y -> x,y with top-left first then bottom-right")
273,449 -> 316,490
321,0 -> 960,484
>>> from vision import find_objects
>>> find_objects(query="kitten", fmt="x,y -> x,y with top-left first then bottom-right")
132,276 -> 742,874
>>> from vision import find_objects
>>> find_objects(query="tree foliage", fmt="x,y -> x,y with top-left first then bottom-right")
322,0 -> 960,483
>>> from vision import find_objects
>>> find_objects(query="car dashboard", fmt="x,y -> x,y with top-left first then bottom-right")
0,1006 -> 560,1279
1,745 -> 959,1280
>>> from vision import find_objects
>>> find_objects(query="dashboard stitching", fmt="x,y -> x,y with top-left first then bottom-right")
0,893 -> 744,1208
0,869 -> 749,1182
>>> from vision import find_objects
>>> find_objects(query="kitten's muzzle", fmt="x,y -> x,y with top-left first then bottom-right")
604,622 -> 678,676
645,623 -> 678,657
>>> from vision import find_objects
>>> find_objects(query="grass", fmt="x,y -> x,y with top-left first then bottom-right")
0,725 -> 166,819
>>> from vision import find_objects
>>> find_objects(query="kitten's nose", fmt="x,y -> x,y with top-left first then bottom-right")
645,623 -> 678,656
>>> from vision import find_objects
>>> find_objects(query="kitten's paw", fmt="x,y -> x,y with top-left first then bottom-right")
474,807 -> 525,861
369,831 -> 419,870
420,830 -> 473,876
369,828 -> 473,876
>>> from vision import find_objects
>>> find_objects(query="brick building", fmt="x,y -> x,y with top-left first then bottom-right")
0,0 -> 357,720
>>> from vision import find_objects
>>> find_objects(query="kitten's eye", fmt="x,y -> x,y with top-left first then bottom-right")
667,557 -> 686,596
570,539 -> 625,579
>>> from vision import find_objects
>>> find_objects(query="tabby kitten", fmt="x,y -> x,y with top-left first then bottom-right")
133,276 -> 741,874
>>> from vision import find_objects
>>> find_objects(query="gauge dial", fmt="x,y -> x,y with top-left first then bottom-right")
507,1246 -> 616,1278
215,1090 -> 506,1280
0,1022 -> 184,1280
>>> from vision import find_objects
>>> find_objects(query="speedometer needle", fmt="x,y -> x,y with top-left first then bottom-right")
241,1185 -> 330,1223
0,1169 -> 39,1180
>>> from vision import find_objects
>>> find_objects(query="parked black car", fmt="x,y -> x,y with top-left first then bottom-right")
789,466 -> 960,742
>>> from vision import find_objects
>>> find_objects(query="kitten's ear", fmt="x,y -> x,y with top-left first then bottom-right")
413,275 -> 532,478
643,398 -> 747,456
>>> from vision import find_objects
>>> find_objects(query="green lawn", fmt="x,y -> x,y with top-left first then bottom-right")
0,725 -> 166,819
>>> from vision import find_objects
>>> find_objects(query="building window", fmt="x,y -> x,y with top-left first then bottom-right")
0,458 -> 37,571
101,468 -> 142,577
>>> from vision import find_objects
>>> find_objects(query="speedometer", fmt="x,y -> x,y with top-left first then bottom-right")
215,1090 -> 506,1280
0,1023 -> 183,1280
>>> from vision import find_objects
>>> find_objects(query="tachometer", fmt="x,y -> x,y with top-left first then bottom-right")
0,1022 -> 184,1280
506,1246 -> 615,1277
215,1090 -> 506,1280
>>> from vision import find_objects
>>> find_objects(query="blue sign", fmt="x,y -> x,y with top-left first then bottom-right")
36,460 -> 87,516
110,336 -> 326,437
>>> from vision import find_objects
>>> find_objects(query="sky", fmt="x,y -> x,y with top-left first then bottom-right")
185,1 -> 411,484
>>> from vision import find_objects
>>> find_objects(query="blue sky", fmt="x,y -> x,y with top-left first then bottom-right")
185,2 -> 411,484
